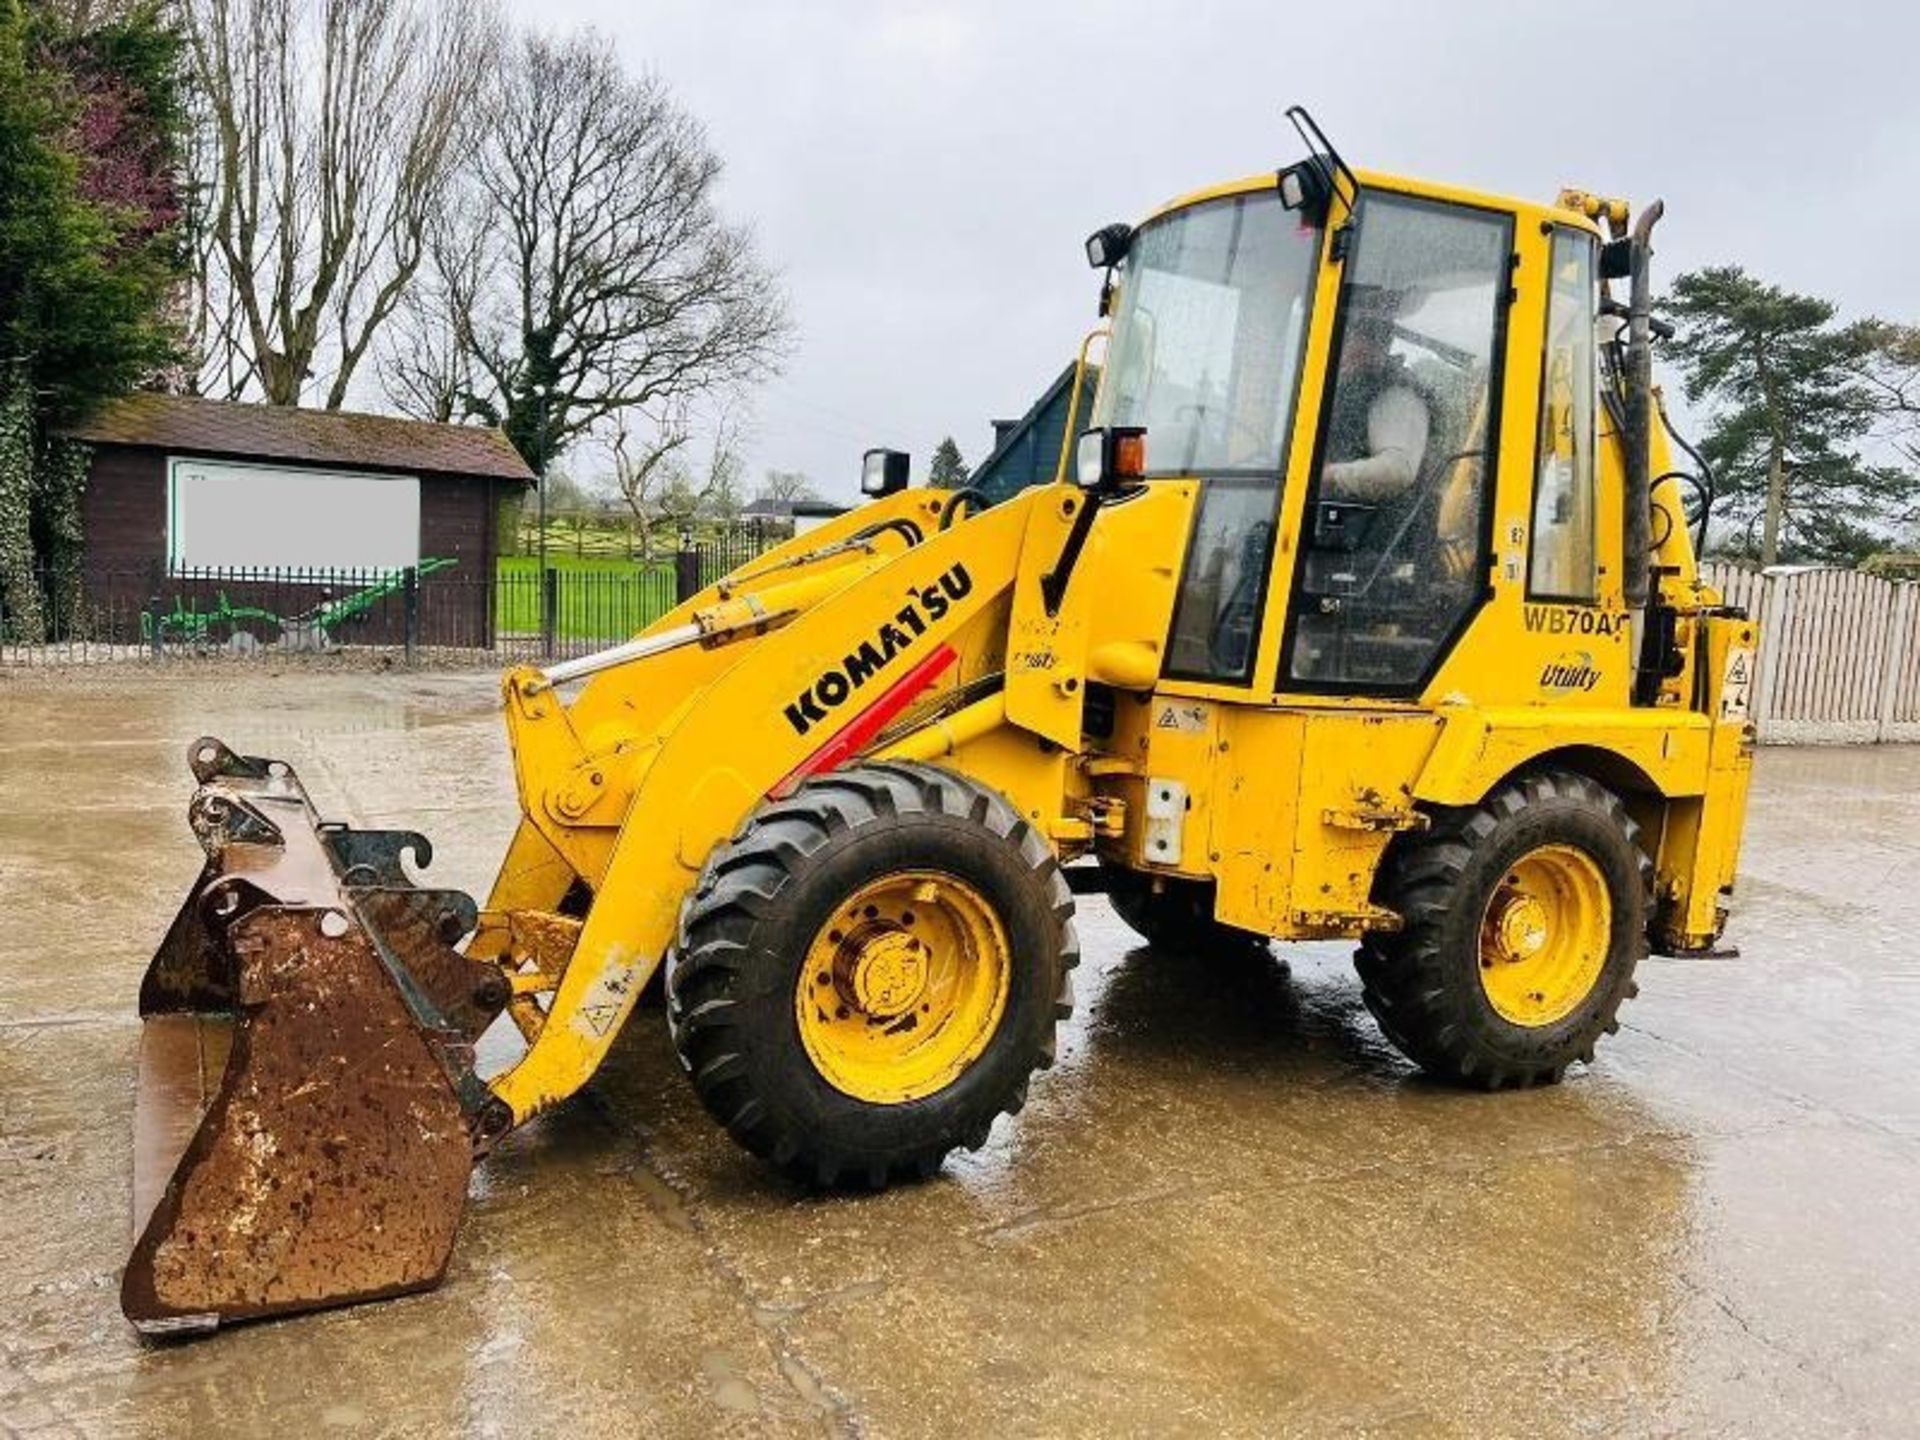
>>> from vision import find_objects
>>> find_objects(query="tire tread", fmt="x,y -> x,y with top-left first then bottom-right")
670,762 -> 1075,1187
1356,767 -> 1651,1090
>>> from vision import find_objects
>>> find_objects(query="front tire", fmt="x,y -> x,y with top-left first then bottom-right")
1356,768 -> 1650,1089
669,763 -> 1076,1187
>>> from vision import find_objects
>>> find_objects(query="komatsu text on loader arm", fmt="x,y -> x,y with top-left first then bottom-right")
122,111 -> 1756,1332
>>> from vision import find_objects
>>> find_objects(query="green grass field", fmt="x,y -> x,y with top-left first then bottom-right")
495,555 -> 678,639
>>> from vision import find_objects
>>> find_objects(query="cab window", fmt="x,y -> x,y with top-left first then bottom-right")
1164,478 -> 1280,679
1100,190 -> 1321,683
1093,191 -> 1319,476
1285,193 -> 1511,691
1529,230 -> 1599,601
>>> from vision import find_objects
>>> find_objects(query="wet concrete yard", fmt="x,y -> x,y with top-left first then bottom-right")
3,667 -> 1918,1436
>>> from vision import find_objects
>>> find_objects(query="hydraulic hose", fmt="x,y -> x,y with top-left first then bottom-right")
938,488 -> 990,531
1657,395 -> 1718,556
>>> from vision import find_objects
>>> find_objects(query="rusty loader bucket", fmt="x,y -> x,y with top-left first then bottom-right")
122,738 -> 509,1335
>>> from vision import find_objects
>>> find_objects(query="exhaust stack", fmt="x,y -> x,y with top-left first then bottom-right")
1622,198 -> 1665,608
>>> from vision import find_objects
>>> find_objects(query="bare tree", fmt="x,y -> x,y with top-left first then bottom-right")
654,412 -> 748,530
184,0 -> 495,406
757,469 -> 816,503
420,30 -> 791,473
182,91 -> 257,399
704,426 -> 747,524
1852,323 -> 1920,475
608,406 -> 693,559
378,205 -> 486,422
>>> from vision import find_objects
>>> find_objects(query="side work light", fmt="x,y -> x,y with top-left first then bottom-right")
1084,222 -> 1134,270
1277,158 -> 1334,225
860,448 -> 910,497
1074,427 -> 1147,491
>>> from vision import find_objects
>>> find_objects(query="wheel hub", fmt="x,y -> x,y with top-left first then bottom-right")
838,929 -> 929,1019
797,870 -> 1012,1104
1488,892 -> 1550,964
1477,843 -> 1612,1028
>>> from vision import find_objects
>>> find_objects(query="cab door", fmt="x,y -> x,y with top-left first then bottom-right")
1277,191 -> 1515,695
1091,189 -> 1327,694
1208,190 -> 1518,936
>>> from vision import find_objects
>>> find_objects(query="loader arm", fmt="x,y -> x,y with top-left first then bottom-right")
479,468 -> 1203,1123
486,490 -> 1059,1122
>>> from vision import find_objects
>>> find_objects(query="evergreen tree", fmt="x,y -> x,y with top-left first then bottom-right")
0,1 -> 187,640
1662,267 -> 1915,565
928,435 -> 969,489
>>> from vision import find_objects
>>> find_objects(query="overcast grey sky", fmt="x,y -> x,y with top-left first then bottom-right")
520,0 -> 1917,504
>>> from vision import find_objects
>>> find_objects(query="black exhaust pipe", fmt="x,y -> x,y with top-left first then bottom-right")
1622,199 -> 1664,608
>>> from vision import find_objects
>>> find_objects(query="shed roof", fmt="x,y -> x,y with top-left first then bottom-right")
60,393 -> 535,483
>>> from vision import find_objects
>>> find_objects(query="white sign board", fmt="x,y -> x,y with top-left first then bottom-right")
167,458 -> 421,571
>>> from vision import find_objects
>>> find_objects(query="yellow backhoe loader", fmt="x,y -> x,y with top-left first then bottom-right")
122,110 -> 1757,1332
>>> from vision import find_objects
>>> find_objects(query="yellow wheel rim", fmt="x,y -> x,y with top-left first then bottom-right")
1477,843 -> 1612,1027
796,870 -> 1011,1104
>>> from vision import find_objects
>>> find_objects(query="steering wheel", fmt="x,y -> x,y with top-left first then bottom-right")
1348,447 -> 1485,597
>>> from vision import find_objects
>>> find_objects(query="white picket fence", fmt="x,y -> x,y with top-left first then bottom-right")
1701,562 -> 1920,744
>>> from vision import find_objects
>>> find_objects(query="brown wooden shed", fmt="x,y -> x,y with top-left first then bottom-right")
58,394 -> 533,648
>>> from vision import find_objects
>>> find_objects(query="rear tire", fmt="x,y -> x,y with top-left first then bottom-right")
669,762 -> 1076,1188
1356,768 -> 1649,1089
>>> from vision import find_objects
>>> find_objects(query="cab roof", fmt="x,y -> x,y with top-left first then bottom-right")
1144,167 -> 1605,239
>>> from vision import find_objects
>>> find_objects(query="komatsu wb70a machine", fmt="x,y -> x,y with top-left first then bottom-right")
122,112 -> 1755,1331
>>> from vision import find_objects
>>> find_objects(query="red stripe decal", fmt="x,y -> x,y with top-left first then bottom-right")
771,644 -> 959,798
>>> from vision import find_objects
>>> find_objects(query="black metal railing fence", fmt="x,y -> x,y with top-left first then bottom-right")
1,529 -> 777,668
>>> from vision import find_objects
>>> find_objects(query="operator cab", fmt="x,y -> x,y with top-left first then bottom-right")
1080,126 -> 1618,707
